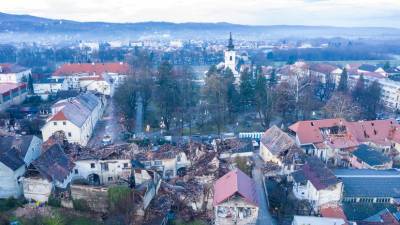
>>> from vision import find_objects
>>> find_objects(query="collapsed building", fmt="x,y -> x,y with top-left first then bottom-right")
289,118 -> 400,167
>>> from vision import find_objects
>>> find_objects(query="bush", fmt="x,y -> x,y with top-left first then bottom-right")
107,186 -> 131,207
72,199 -> 89,212
48,195 -> 61,207
5,197 -> 18,209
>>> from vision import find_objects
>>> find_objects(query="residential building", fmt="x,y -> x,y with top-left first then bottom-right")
135,144 -> 190,179
52,62 -> 130,95
334,169 -> 400,204
22,144 -> 75,203
0,135 -> 42,198
33,77 -> 68,100
213,169 -> 259,225
292,158 -> 343,211
216,138 -> 254,159
309,63 -> 341,84
292,215 -> 347,225
289,118 -> 400,166
259,126 -> 306,175
349,144 -> 392,169
41,93 -> 103,146
260,125 -> 297,165
72,144 -> 137,185
0,64 -> 31,83
0,83 -> 28,111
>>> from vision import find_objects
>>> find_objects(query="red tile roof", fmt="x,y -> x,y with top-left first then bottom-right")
213,169 -> 258,207
289,118 -> 400,147
320,204 -> 347,221
49,111 -> 67,121
0,83 -> 26,94
53,62 -> 130,76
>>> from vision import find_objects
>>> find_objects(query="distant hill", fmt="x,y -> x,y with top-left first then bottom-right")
1,12 -> 400,43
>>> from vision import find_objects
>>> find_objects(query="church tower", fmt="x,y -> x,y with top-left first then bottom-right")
224,32 -> 238,77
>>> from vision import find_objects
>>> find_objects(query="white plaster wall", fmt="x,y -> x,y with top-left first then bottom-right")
74,159 -> 131,185
0,163 -> 25,198
23,136 -> 42,165
22,177 -> 53,202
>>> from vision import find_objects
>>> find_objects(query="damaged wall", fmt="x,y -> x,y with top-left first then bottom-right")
71,184 -> 109,213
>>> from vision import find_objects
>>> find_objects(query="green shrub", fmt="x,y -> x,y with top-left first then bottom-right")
48,195 -> 61,207
72,199 -> 89,212
107,186 -> 133,212
43,213 -> 65,225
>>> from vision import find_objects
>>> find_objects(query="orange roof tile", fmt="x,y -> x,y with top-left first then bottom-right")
49,111 -> 67,121
53,62 -> 130,76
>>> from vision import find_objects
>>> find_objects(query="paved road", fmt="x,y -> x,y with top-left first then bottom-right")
88,99 -> 124,148
253,153 -> 276,225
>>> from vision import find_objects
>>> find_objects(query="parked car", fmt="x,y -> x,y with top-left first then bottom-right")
102,134 -> 113,146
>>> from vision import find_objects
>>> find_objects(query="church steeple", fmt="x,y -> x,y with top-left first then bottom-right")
227,32 -> 234,51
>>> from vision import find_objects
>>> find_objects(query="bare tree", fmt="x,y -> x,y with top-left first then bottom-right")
323,92 -> 361,120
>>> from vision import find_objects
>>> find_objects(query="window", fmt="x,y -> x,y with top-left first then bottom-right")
123,163 -> 129,168
53,122 -> 57,126
230,56 -> 233,61
63,121 -> 66,125
101,163 -> 109,171
90,163 -> 95,168
74,169 -> 78,174
154,160 -> 162,166
68,132 -> 72,137
108,177 -> 113,182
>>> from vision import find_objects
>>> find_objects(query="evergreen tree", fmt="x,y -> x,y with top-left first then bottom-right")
337,68 -> 348,92
27,74 -> 34,94
239,68 -> 255,110
383,61 -> 391,71
203,73 -> 228,135
269,68 -> 277,86
352,74 -> 365,102
155,61 -> 181,130
363,81 -> 382,119
254,73 -> 273,128
224,68 -> 240,120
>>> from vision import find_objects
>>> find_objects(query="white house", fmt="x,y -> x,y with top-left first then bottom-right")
0,64 -> 31,83
292,158 -> 342,212
260,125 -> 297,165
23,144 -> 75,202
136,144 -> 191,179
0,135 -> 42,198
52,62 -> 130,95
41,93 -> 103,146
0,83 -> 28,111
72,144 -> 138,185
213,169 -> 259,225
292,216 -> 347,225
33,77 -> 68,100
79,74 -> 114,96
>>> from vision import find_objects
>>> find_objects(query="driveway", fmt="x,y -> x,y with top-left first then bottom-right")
252,153 -> 277,225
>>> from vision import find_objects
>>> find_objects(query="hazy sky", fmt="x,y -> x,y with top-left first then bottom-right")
1,0 -> 400,27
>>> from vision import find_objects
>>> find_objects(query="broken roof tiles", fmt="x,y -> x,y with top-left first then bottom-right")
289,118 -> 400,148
31,144 -> 75,183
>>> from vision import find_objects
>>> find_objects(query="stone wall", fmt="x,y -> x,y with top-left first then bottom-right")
70,184 -> 109,213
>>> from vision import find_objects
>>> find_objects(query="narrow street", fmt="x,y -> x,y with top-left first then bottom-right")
88,98 -> 124,148
253,152 -> 276,225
